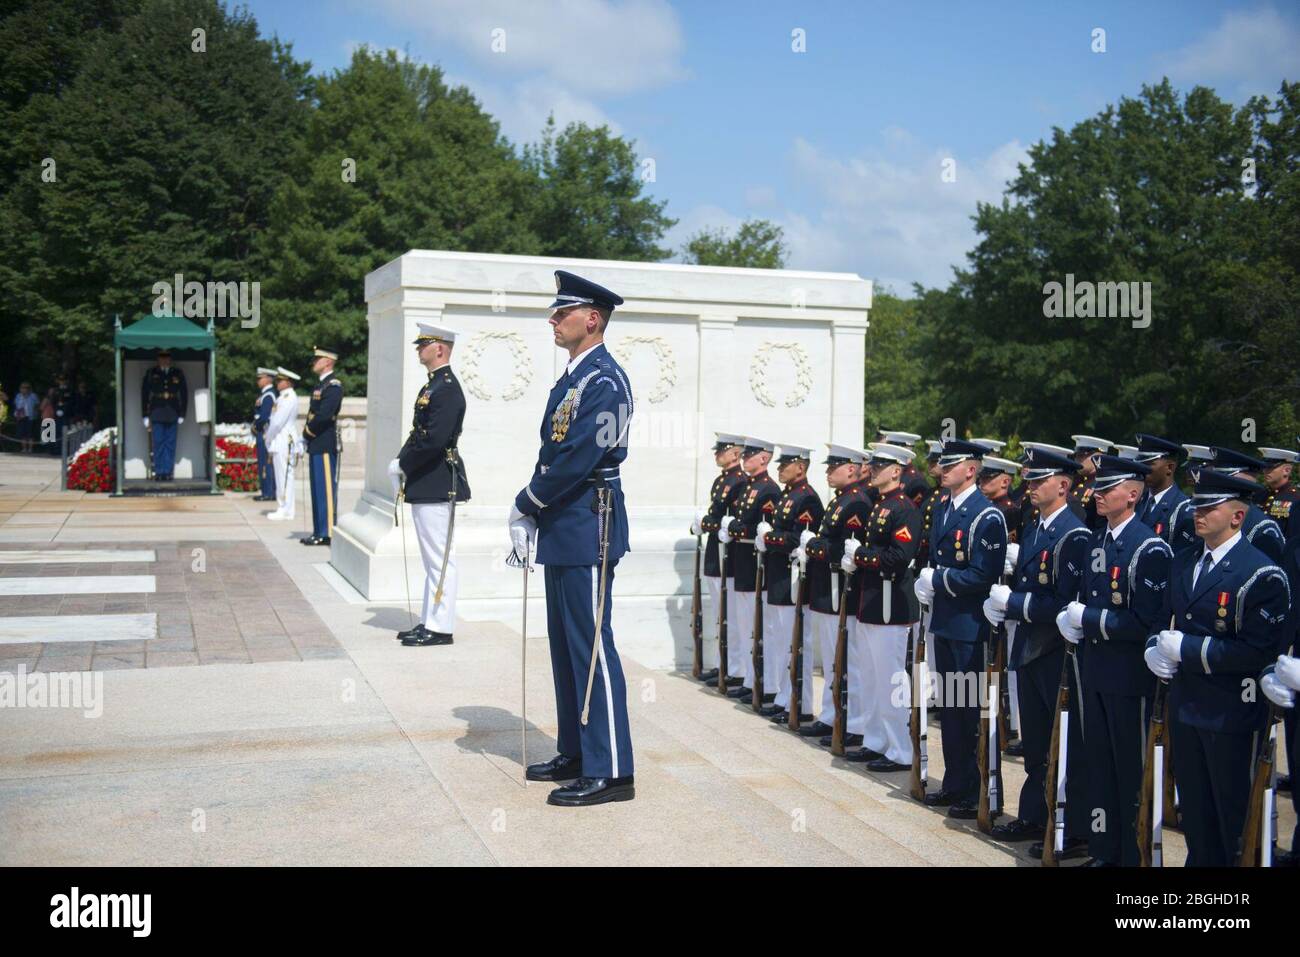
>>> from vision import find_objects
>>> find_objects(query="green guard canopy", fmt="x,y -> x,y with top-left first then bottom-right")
114,313 -> 215,351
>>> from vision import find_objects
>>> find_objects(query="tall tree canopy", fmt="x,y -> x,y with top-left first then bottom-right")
681,219 -> 787,268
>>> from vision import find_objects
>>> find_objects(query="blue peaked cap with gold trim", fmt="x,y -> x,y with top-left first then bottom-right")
549,270 -> 624,313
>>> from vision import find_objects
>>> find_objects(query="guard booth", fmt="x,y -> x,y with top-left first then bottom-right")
112,313 -> 220,496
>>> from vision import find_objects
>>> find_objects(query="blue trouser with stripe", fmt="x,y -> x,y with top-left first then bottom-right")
151,421 -> 177,478
545,562 -> 634,779
309,450 -> 338,538
256,433 -> 275,498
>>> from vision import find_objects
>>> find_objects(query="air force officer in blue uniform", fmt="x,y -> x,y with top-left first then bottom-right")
253,367 -> 277,502
1144,470 -> 1290,866
510,271 -> 635,807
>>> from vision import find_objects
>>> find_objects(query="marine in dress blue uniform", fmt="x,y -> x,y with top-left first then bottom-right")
694,432 -> 748,687
1056,454 -> 1172,866
513,271 -> 635,807
1144,470 -> 1291,866
913,439 -> 1008,818
1133,433 -> 1194,552
253,367 -> 278,501
140,349 -> 187,480
301,347 -> 344,546
984,448 -> 1091,857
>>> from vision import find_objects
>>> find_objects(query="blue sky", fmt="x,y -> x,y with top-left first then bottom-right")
242,0 -> 1299,294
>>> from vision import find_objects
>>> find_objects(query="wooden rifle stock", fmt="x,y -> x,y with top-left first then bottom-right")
977,575 -> 1008,834
717,539 -> 730,697
751,558 -> 765,711
789,564 -> 807,732
690,533 -> 703,679
1042,644 -> 1077,867
908,608 -> 929,801
1136,678 -> 1171,867
830,571 -> 851,756
1236,704 -> 1281,866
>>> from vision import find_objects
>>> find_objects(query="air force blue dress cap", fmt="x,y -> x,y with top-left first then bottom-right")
550,270 -> 624,313
1019,447 -> 1081,481
1135,433 -> 1185,463
1193,470 -> 1269,508
1091,453 -> 1152,491
1209,447 -> 1266,474
937,439 -> 986,468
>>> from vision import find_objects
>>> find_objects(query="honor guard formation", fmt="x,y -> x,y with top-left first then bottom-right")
687,431 -> 1300,866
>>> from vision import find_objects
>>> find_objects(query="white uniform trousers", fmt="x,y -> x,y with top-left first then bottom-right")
411,502 -> 457,634
768,602 -> 815,715
271,447 -> 295,517
760,596 -> 784,695
705,574 -> 722,672
731,587 -> 756,686
855,621 -> 913,764
813,610 -> 862,732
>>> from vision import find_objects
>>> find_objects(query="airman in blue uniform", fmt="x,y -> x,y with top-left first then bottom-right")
1206,447 -> 1286,562
511,271 -> 635,807
1133,433 -> 1193,551
1144,470 -> 1290,865
253,367 -> 277,502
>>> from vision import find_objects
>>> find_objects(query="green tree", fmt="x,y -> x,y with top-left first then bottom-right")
862,286 -> 944,442
681,219 -> 786,268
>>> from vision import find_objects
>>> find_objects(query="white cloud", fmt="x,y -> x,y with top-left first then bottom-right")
449,73 -> 621,145
1157,7 -> 1300,99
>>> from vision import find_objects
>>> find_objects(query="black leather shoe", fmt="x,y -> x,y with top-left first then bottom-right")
526,754 -> 583,782
819,732 -> 863,748
1082,857 -> 1116,867
1277,773 -> 1291,794
866,757 -> 910,773
759,704 -> 784,717
797,720 -> 833,738
990,818 -> 1041,842
396,623 -> 424,641
923,789 -> 958,808
727,686 -> 752,699
300,535 -> 331,546
768,710 -> 789,724
1272,847 -> 1297,867
1004,741 -> 1025,757
547,775 -> 635,806
844,747 -> 885,763
1028,837 -> 1087,861
947,802 -> 980,820
403,629 -> 452,646
761,693 -> 776,705
698,668 -> 719,683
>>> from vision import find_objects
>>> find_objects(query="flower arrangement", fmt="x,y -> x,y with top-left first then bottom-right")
67,427 -> 116,493
216,434 -> 259,492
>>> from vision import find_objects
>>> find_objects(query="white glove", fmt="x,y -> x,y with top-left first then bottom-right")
799,528 -> 816,547
1066,601 -> 1085,629
143,417 -> 150,429
689,513 -> 705,536
1144,644 -> 1179,680
988,583 -> 1012,611
790,545 -> 807,567
755,521 -> 773,553
840,549 -> 857,575
717,521 -> 733,545
509,516 -> 537,558
387,458 -> 403,497
1003,543 -> 1020,575
177,417 -> 184,425
1262,671 -> 1296,709
1055,608 -> 1083,644
1156,629 -> 1184,662
1275,654 -> 1300,691
982,596 -> 1006,626
914,567 -> 935,606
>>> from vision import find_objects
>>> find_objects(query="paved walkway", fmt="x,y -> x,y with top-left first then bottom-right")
2,451 -> 1285,866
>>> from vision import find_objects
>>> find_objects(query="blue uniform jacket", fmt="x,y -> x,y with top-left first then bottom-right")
1077,517 -> 1172,696
304,375 -> 343,454
254,386 -> 274,435
1242,505 -> 1284,562
930,488 -> 1007,644
1139,484 -> 1195,553
1004,507 -> 1091,669
515,344 -> 632,567
1149,536 -> 1290,733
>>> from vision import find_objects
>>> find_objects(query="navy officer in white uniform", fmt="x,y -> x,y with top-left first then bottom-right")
509,270 -> 635,807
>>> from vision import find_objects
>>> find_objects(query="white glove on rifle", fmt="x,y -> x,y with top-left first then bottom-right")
755,521 -> 773,553
1156,629 -> 1184,662
717,520 -> 733,545
177,417 -> 184,426
982,596 -> 1006,626
1003,542 -> 1019,576
914,567 -> 935,606
1055,608 -> 1083,644
387,458 -> 403,497
799,527 -> 816,547
1066,600 -> 1086,629
840,549 -> 857,575
1144,644 -> 1178,680
143,417 -> 150,429
689,513 -> 705,536
988,583 -> 1011,612
1262,671 -> 1296,709
790,545 -> 807,567
1275,654 -> 1300,690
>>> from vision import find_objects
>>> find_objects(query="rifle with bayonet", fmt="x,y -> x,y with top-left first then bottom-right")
751,555 -> 765,711
789,551 -> 808,732
690,530 -> 703,679
1236,703 -> 1281,866
830,568 -> 852,756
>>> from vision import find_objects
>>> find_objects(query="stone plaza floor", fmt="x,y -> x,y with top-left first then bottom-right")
0,451 -> 1290,866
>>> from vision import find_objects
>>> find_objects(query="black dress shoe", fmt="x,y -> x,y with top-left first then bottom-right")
698,668 -> 719,683
761,693 -> 776,705
1272,847 -> 1297,867
947,802 -> 980,820
990,818 -> 1041,842
798,720 -> 833,738
1028,837 -> 1087,861
1277,773 -> 1292,794
300,535 -> 331,546
924,789 -> 958,808
526,754 -> 583,782
726,685 -> 752,699
547,775 -> 635,806
1004,741 -> 1025,757
819,732 -> 863,748
396,623 -> 424,641
759,704 -> 784,717
844,747 -> 885,763
768,710 -> 789,724
866,757 -> 911,773
403,629 -> 452,646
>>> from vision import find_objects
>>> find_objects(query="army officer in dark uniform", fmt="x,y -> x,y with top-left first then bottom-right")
301,346 -> 344,546
141,349 -> 188,481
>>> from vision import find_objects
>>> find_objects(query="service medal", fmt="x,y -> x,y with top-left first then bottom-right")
1111,592 -> 1123,606
551,388 -> 576,442
1038,573 -> 1049,584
